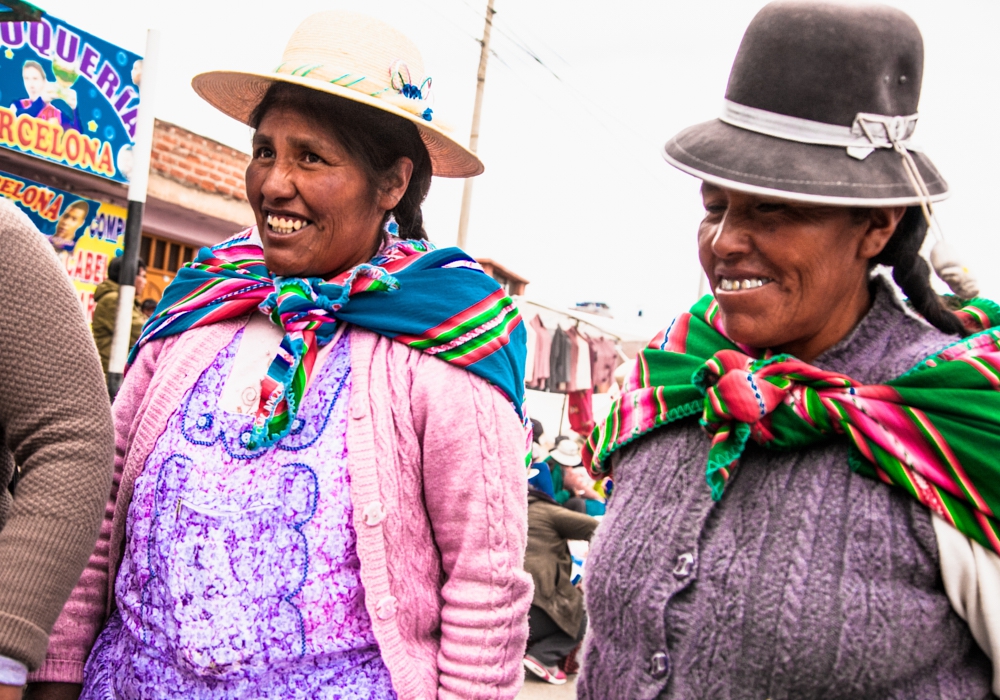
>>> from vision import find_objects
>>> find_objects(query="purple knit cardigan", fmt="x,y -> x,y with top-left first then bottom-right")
578,282 -> 996,700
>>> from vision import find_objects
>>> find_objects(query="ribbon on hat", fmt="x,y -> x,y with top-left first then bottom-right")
719,99 -> 979,299
720,100 -> 921,160
377,59 -> 434,122
276,59 -> 435,123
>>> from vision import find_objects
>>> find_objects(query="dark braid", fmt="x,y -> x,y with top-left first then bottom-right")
870,206 -> 967,336
386,138 -> 431,240
250,82 -> 431,241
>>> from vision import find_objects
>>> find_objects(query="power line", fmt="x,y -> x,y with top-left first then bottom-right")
411,0 -> 481,44
442,0 -> 564,80
416,0 -> 668,184
441,0 -> 662,158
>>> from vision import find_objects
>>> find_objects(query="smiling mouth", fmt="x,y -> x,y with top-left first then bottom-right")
266,213 -> 312,234
717,277 -> 773,293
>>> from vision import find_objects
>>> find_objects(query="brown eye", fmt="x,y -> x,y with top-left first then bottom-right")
253,146 -> 274,159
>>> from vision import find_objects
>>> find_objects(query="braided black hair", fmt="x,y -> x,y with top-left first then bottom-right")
870,206 -> 967,336
249,82 -> 432,240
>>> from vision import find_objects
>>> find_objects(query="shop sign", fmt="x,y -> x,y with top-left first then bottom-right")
0,167 -> 98,242
0,168 -> 129,321
0,14 -> 141,184
63,199 -> 128,322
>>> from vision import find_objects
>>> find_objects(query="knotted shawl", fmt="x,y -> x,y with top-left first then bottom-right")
131,228 -> 526,448
584,294 -> 1000,554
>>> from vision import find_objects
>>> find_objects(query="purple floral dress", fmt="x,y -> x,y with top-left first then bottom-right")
81,331 -> 396,699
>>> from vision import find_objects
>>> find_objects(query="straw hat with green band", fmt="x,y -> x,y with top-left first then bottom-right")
192,10 -> 483,178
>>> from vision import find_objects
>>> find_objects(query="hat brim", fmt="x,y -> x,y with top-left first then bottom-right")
192,70 -> 484,179
549,452 -> 582,467
664,119 -> 948,206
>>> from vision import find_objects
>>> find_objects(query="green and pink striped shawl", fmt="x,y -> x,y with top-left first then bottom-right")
584,295 -> 1000,554
131,228 -> 526,449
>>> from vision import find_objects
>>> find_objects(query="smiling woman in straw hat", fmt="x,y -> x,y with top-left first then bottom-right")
577,2 -> 1000,699
26,11 -> 532,700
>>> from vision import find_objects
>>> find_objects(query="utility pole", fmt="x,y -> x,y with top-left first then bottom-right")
107,29 -> 160,398
456,0 -> 495,250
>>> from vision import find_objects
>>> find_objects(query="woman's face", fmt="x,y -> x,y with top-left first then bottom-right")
698,183 -> 902,361
246,105 -> 412,279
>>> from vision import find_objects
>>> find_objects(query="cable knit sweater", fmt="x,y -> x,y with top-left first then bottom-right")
30,317 -> 533,699
578,283 -> 997,700
0,198 -> 114,670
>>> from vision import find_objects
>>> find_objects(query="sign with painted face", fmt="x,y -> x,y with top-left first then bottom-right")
61,199 -> 128,323
0,167 -> 128,322
0,15 -> 141,183
0,168 -> 100,248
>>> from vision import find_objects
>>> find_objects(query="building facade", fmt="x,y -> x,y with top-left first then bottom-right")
0,117 -> 252,317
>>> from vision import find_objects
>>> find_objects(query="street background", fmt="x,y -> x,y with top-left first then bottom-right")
30,0 -> 1000,328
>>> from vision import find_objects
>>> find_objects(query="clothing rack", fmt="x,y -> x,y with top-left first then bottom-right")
516,299 -> 623,340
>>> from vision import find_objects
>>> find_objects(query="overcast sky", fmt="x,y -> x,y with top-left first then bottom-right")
31,0 -> 1000,333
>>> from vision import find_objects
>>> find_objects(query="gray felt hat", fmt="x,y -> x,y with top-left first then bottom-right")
663,1 -> 947,205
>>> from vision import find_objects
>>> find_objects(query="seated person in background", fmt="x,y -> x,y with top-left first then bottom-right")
523,484 -> 598,686
528,418 -> 556,498
545,438 -> 587,512
563,466 -> 606,516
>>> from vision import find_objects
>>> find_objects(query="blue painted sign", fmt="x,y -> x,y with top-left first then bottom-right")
0,167 -> 98,248
0,14 -> 142,183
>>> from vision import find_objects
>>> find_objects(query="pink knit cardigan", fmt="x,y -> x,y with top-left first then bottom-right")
30,318 -> 533,699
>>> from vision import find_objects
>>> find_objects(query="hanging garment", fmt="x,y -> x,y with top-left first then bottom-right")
525,314 -> 537,385
567,328 -> 580,392
566,327 -> 592,393
567,389 -> 594,435
529,315 -> 552,390
589,336 -> 622,394
549,328 -> 573,391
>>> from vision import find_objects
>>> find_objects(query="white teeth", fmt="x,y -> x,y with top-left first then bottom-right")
717,277 -> 771,292
266,214 -> 308,234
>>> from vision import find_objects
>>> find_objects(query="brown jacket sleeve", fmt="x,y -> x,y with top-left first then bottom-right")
0,200 -> 114,669
90,290 -> 116,374
546,501 -> 599,542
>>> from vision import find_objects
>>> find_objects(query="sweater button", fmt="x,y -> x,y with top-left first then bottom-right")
351,401 -> 366,420
362,501 -> 387,526
673,552 -> 695,579
649,651 -> 670,679
375,595 -> 398,620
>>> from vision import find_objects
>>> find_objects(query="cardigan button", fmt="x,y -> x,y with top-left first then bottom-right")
362,501 -> 387,526
375,595 -> 398,620
673,552 -> 695,579
351,401 -> 366,420
649,651 -> 670,679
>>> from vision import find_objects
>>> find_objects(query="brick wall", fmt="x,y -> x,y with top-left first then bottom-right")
151,119 -> 250,201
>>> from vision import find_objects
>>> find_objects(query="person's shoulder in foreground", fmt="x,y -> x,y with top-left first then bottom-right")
0,198 -> 114,698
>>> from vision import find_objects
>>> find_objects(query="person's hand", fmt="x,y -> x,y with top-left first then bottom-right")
23,682 -> 83,700
0,684 -> 22,700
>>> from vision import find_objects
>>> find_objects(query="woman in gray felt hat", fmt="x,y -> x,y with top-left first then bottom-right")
578,2 -> 1000,699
